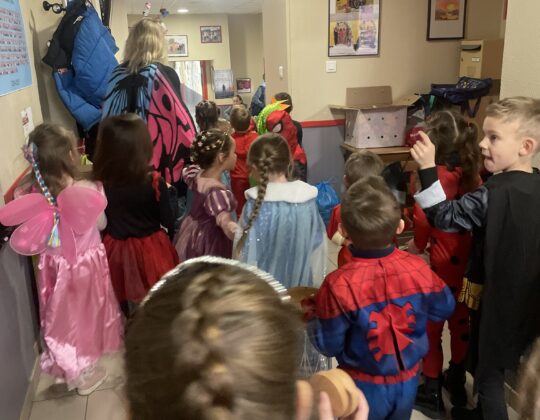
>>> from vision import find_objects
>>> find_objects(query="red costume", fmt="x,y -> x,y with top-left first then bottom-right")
412,165 -> 477,379
327,204 -> 353,267
231,129 -> 258,216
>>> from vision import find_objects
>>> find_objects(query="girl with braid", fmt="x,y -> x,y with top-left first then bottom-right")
174,129 -> 240,260
125,257 -> 369,420
235,133 -> 327,288
0,125 -> 122,395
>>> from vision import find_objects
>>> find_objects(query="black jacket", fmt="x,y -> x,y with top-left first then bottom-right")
417,168 -> 540,369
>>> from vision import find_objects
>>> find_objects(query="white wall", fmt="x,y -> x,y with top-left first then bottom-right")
500,0 -> 540,166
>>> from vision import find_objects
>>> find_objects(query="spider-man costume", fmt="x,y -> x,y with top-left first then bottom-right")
308,246 -> 454,420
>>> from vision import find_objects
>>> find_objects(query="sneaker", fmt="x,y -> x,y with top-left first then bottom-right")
444,362 -> 468,407
451,406 -> 483,420
414,376 -> 446,419
76,367 -> 108,396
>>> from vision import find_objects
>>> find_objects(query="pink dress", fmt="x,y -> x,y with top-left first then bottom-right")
174,166 -> 237,260
17,181 -> 123,387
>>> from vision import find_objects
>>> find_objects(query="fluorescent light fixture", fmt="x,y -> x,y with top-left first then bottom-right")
177,8 -> 189,13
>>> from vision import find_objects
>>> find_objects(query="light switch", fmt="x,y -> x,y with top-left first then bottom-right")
326,60 -> 337,73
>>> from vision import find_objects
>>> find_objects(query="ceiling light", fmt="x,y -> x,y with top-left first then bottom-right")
177,8 -> 189,13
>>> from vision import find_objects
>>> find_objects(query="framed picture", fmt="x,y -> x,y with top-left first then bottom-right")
328,0 -> 381,57
165,35 -> 188,57
200,25 -> 222,44
236,78 -> 251,93
427,0 -> 467,40
213,69 -> 234,99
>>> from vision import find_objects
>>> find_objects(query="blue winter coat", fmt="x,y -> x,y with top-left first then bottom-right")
49,3 -> 118,130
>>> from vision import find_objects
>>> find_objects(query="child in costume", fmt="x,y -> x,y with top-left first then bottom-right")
125,256 -> 370,420
307,176 -> 454,420
407,110 -> 482,417
274,92 -> 304,147
0,124 -> 123,395
327,150 -> 384,267
411,97 -> 540,420
174,129 -> 239,260
92,114 -> 179,315
230,105 -> 259,216
257,101 -> 308,181
235,133 -> 327,288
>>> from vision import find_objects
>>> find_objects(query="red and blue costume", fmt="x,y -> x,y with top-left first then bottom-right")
308,246 -> 455,420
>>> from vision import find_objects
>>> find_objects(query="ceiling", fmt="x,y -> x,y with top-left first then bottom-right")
127,0 -> 263,15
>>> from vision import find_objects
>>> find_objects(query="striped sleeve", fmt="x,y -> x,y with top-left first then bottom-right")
204,188 -> 237,217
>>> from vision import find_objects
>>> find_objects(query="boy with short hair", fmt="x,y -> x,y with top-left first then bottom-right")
327,150 -> 384,267
230,105 -> 258,216
411,96 -> 540,420
308,176 -> 455,420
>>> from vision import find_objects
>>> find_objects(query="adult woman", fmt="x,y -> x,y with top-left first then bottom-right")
102,18 -> 196,192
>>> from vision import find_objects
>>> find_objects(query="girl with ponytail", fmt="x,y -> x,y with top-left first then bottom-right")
235,133 -> 327,288
408,110 -> 482,415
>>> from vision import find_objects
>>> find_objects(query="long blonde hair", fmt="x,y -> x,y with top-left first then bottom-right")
124,18 -> 166,74
125,259 -> 300,420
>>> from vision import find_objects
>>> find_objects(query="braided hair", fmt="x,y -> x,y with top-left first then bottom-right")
125,259 -> 300,420
425,110 -> 481,192
195,100 -> 219,131
235,133 -> 291,254
190,129 -> 233,170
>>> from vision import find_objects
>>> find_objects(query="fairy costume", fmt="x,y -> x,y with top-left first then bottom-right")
237,181 -> 327,288
174,165 -> 237,260
0,145 -> 122,389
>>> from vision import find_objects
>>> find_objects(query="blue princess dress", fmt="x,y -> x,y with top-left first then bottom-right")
237,181 -> 327,288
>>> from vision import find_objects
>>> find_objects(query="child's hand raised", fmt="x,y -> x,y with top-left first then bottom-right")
410,131 -> 436,170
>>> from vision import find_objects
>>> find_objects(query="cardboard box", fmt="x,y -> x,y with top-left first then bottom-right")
331,86 -> 419,149
460,39 -> 504,80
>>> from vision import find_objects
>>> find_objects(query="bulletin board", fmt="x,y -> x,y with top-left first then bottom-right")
0,0 -> 31,96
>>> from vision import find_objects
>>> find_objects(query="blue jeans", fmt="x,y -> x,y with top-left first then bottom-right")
355,374 -> 419,420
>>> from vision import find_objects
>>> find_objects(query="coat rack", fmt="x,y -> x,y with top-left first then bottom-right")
42,1 -> 67,14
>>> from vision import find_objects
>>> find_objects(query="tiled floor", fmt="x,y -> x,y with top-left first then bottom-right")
28,240 -> 519,420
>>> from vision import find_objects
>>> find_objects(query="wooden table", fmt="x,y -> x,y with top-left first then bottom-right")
340,144 -> 418,172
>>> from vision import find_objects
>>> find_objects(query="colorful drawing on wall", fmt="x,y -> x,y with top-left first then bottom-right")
427,0 -> 466,40
200,26 -> 222,44
236,78 -> 251,93
0,0 -> 32,96
435,0 -> 460,20
166,35 -> 188,57
213,69 -> 234,99
328,0 -> 380,57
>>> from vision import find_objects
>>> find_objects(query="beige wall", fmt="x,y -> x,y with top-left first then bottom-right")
0,0 -> 45,194
110,0 -> 129,60
500,0 -> 540,166
265,0 -> 504,122
466,0 -> 504,40
262,0 -> 290,97
128,14 -> 232,69
228,14 -> 264,104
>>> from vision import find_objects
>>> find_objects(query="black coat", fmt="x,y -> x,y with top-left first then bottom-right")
420,169 -> 540,369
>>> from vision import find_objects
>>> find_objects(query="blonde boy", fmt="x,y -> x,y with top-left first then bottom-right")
412,97 -> 540,420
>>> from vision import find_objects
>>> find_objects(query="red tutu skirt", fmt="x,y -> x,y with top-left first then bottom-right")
103,230 -> 179,303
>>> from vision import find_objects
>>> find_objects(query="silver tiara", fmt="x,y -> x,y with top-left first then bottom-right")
142,256 -> 290,306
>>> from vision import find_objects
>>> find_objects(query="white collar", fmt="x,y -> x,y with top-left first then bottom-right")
245,181 -> 318,203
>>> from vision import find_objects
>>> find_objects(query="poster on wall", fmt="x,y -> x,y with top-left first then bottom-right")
328,0 -> 380,57
0,0 -> 32,96
166,35 -> 188,57
427,0 -> 466,40
213,69 -> 234,99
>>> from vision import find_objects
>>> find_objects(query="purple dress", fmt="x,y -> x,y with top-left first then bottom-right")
174,166 -> 237,261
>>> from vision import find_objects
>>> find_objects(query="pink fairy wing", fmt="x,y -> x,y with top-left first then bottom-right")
56,186 -> 106,234
58,215 -> 77,264
0,193 -> 50,226
9,211 -> 54,256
